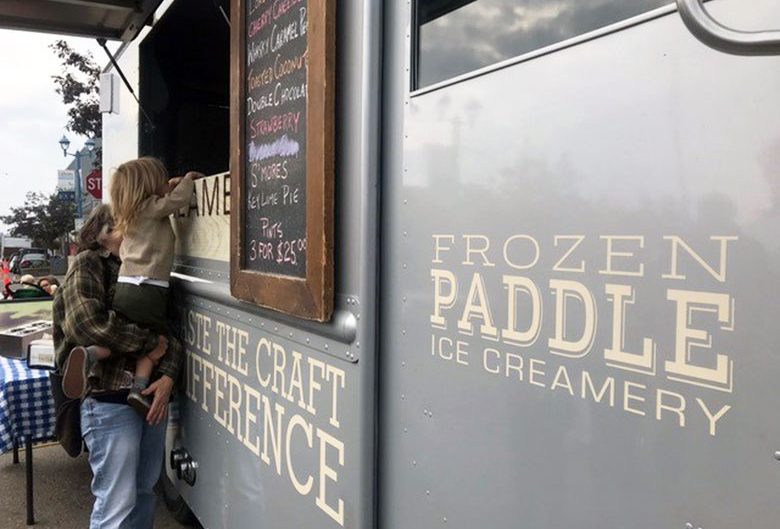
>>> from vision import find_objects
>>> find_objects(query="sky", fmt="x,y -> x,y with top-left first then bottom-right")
0,29 -> 105,232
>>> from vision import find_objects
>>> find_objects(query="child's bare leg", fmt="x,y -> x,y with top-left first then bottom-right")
128,335 -> 168,416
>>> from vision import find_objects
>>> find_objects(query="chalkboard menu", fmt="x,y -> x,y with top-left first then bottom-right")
230,0 -> 335,321
244,0 -> 308,277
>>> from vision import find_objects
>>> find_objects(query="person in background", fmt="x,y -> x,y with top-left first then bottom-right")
38,276 -> 60,295
53,204 -> 183,529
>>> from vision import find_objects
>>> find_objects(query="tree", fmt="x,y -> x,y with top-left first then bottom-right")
50,40 -> 101,140
1,192 -> 75,251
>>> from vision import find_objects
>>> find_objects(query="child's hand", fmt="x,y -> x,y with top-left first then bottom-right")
185,171 -> 205,180
167,177 -> 183,193
147,335 -> 168,364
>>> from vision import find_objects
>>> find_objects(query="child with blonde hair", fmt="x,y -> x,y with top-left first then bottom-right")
63,157 -> 202,414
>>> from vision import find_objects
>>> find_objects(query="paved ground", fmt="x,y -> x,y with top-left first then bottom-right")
0,442 -> 185,529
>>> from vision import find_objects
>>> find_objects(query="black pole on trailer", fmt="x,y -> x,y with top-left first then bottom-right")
96,38 -> 155,130
210,0 -> 231,27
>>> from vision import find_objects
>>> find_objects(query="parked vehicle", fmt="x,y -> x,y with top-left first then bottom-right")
2,0 -> 779,528
11,254 -> 51,277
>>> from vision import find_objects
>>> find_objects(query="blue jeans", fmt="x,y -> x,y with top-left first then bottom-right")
80,397 -> 166,529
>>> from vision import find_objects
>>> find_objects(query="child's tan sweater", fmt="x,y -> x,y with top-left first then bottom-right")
118,174 -> 195,281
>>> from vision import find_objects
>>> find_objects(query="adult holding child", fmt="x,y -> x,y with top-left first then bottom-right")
52,158 -> 194,528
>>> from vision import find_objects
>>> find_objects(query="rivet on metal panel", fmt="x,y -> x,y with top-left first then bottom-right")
274,327 -> 278,332
426,490 -> 430,495
402,330 -> 406,335
403,428 -> 408,433
412,460 -> 417,466
356,342 -> 360,348
402,296 -> 407,302
685,523 -> 693,529
443,517 -> 447,523
325,344 -> 329,350
289,332 -> 293,338
404,199 -> 408,204
261,323 -> 265,327
774,451 -> 780,460
306,338 -> 310,344
402,362 -> 406,367
401,394 -> 405,400
403,264 -> 407,269
424,409 -> 428,415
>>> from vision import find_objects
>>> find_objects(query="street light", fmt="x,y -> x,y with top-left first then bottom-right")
58,135 -> 96,219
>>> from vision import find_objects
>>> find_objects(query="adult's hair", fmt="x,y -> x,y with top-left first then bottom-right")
110,157 -> 168,235
38,276 -> 60,288
77,203 -> 114,252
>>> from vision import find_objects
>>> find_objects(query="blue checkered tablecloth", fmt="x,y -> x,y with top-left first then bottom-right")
0,357 -> 55,454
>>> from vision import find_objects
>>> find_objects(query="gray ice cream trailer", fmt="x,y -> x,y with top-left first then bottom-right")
2,0 -> 780,527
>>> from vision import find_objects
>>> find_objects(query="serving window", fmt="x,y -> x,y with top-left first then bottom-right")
139,0 -> 231,176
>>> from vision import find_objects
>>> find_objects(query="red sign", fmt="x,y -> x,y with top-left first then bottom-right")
86,169 -> 102,199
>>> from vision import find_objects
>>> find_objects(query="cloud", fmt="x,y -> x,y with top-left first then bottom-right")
0,29 -> 103,231
418,0 -> 669,87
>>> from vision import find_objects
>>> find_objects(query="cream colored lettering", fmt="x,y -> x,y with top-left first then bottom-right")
599,236 -> 644,277
189,352 -> 202,403
326,364 -> 346,428
663,236 -> 737,283
431,269 -> 457,328
286,350 -> 306,406
457,273 -> 498,339
505,352 -> 523,380
316,429 -> 345,526
548,279 -> 597,358
483,347 -> 501,374
463,234 -> 495,267
432,234 -> 455,264
604,284 -> 655,373
529,358 -> 546,388
201,359 -> 214,413
432,334 -> 471,365
503,235 -> 540,270
256,337 -> 272,388
286,415 -> 314,495
656,389 -> 686,427
307,357 -> 326,416
696,398 -> 731,436
227,374 -> 243,440
551,365 -> 574,395
553,235 -> 585,273
213,364 -> 228,428
581,371 -> 615,407
272,341 -> 287,395
501,275 -> 542,347
243,385 -> 262,456
623,381 -> 646,416
261,394 -> 286,475
665,289 -> 733,391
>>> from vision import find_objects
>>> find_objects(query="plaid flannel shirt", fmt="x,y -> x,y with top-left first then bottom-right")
53,249 -> 183,392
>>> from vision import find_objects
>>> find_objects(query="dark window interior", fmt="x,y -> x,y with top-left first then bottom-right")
415,0 -> 671,90
139,0 -> 231,176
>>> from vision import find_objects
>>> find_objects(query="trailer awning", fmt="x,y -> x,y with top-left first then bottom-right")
0,0 -> 164,41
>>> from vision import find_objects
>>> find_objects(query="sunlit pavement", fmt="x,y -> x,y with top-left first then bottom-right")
0,443 -> 183,528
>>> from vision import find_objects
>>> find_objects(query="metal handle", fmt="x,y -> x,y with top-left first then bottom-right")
677,0 -> 780,55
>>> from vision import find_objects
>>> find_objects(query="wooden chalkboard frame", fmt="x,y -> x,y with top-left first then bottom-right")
230,0 -> 335,321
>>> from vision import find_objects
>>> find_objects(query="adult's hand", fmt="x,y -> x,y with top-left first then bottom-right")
142,375 -> 174,425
